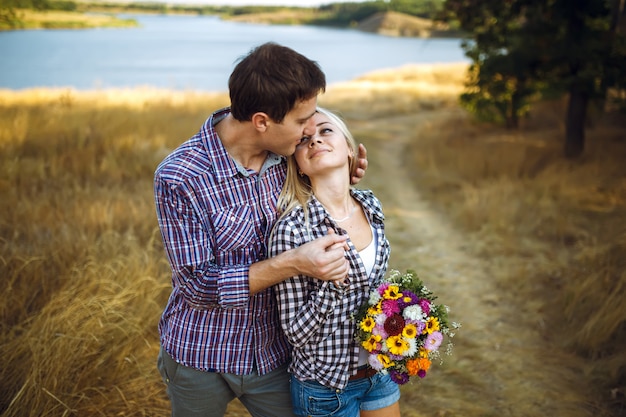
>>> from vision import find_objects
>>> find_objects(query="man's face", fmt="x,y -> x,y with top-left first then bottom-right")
265,96 -> 317,157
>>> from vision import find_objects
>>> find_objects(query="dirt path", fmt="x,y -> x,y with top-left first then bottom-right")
225,109 -> 590,417
355,111 -> 589,417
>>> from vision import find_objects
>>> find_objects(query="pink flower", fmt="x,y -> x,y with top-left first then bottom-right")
373,324 -> 388,340
425,331 -> 443,351
368,354 -> 384,371
382,299 -> 401,316
377,282 -> 390,296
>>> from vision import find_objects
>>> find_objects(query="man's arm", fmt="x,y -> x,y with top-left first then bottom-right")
249,231 -> 349,295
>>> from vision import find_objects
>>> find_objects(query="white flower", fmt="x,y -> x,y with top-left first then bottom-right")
375,313 -> 388,326
388,270 -> 401,281
405,337 -> 418,357
369,291 -> 381,305
403,305 -> 425,321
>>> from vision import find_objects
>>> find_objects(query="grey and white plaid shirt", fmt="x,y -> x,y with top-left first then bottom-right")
269,188 -> 390,390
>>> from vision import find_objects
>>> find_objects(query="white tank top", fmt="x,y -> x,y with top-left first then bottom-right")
359,225 -> 376,277
357,225 -> 376,366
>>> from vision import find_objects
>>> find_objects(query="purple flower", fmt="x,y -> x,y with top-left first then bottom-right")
390,370 -> 410,385
407,319 -> 426,335
418,370 -> 427,378
398,290 -> 419,308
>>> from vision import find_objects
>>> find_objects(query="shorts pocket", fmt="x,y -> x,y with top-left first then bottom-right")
292,378 -> 342,417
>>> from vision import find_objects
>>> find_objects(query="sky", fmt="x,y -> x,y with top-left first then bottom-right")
160,0 -> 370,6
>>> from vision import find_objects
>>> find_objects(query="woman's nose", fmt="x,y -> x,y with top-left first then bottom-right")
308,136 -> 322,147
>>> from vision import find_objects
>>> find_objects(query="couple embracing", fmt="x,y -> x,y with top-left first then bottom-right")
154,42 -> 401,417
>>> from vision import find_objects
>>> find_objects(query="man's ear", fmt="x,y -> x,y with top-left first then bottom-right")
251,112 -> 271,132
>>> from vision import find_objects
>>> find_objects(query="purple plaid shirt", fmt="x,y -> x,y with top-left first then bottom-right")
269,190 -> 390,389
154,107 -> 290,375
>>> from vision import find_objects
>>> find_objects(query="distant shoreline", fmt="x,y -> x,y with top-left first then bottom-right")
2,8 -> 461,38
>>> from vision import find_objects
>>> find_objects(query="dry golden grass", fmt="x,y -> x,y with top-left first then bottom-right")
1,64 -> 624,416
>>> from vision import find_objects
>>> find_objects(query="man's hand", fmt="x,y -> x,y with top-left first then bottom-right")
294,229 -> 349,282
351,143 -> 368,185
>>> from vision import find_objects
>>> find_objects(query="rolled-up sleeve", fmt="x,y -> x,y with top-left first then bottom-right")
155,176 -> 249,309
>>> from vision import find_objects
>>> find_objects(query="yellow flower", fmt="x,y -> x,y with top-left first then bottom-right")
424,317 -> 440,334
383,285 -> 402,300
402,323 -> 418,339
362,334 -> 381,352
386,335 -> 410,356
360,316 -> 375,332
368,303 -> 382,315
418,347 -> 429,358
378,353 -> 395,368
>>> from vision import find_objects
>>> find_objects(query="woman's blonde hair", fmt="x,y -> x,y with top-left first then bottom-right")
275,107 -> 358,224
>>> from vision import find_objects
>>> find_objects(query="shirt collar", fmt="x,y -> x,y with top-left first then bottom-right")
306,189 -> 384,228
202,107 -> 285,181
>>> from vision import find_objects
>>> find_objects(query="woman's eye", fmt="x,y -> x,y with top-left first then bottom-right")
299,136 -> 310,144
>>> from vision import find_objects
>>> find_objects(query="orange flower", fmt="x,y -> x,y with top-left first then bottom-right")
406,358 -> 420,376
417,357 -> 431,372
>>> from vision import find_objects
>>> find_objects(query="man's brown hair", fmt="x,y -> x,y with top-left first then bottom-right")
228,42 -> 326,123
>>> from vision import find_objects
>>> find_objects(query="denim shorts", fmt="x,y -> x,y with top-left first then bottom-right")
290,372 -> 400,417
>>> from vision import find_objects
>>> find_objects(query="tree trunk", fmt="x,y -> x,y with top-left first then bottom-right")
564,86 -> 588,158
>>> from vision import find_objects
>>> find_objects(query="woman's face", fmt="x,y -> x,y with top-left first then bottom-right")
294,112 -> 351,178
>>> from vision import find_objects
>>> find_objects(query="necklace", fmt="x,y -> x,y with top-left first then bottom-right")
329,203 -> 358,223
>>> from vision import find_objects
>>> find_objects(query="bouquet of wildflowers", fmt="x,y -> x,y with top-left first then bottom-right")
354,269 -> 459,385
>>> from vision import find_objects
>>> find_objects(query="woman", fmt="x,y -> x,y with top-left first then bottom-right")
269,108 -> 401,417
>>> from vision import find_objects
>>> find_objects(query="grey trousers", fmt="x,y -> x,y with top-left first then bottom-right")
157,347 -> 297,417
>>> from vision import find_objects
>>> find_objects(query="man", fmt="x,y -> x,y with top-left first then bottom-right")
154,42 -> 367,417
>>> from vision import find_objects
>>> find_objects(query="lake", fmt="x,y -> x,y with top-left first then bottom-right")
0,13 -> 468,92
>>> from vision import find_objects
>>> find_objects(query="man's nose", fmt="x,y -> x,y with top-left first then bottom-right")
303,118 -> 316,136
